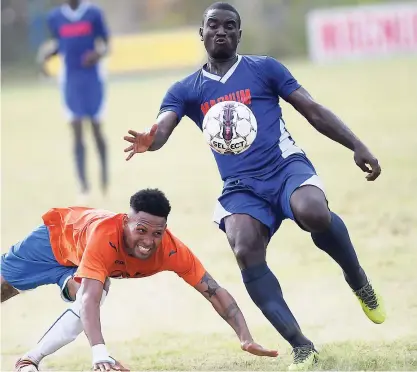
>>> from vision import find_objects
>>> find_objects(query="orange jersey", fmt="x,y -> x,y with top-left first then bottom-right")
42,207 -> 206,286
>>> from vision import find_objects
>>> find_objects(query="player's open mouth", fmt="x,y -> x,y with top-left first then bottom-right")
138,245 -> 152,254
215,38 -> 226,44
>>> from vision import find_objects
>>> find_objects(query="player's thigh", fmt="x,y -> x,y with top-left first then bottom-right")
62,78 -> 85,121
278,155 -> 329,230
85,78 -> 105,121
213,185 -> 272,268
1,225 -> 77,294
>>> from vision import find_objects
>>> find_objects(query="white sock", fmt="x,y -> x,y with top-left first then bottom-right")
23,285 -> 108,364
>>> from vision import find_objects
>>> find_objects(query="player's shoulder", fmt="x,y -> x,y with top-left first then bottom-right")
241,54 -> 281,67
176,70 -> 202,88
47,6 -> 62,20
161,229 -> 191,256
86,3 -> 104,16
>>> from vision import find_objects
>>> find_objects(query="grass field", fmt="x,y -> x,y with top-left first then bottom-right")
1,57 -> 417,371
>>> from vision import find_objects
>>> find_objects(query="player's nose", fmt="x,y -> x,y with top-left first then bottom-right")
216,26 -> 226,36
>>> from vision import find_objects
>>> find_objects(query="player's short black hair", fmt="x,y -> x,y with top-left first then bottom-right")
203,2 -> 241,27
130,189 -> 171,219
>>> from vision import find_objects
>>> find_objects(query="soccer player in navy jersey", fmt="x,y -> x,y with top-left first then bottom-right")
38,0 -> 109,200
123,2 -> 385,370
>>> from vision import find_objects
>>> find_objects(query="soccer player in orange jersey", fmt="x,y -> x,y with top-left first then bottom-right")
1,189 -> 278,372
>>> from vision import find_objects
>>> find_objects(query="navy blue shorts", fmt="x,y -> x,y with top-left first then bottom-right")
213,154 -> 326,236
1,225 -> 77,295
61,74 -> 105,120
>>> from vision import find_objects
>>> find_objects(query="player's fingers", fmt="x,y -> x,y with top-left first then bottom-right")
125,152 -> 134,161
127,130 -> 138,136
366,160 -> 381,181
356,159 -> 371,174
123,136 -> 137,144
124,145 -> 134,152
103,362 -> 112,371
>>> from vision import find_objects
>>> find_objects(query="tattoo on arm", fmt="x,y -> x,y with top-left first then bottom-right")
200,272 -> 220,298
221,302 -> 239,321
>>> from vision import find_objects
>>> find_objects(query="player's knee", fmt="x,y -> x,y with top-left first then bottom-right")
291,187 -> 331,232
230,232 -> 266,268
1,276 -> 19,302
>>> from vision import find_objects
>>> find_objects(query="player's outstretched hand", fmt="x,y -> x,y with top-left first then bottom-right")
123,124 -> 158,160
241,340 -> 279,357
353,144 -> 381,181
93,359 -> 130,371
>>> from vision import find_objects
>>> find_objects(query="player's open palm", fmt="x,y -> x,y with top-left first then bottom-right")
241,340 -> 279,358
93,359 -> 130,371
123,124 -> 158,160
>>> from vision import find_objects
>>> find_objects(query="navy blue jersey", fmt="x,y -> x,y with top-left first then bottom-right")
159,55 -> 305,180
47,2 -> 109,77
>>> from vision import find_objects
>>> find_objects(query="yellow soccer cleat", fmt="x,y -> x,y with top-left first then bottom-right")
354,282 -> 386,324
288,344 -> 318,371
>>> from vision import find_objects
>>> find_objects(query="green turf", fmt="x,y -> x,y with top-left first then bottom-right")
1,56 -> 417,371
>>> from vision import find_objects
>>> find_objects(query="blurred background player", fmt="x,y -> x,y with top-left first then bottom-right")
1,189 -> 278,372
37,0 -> 110,201
123,2 -> 386,370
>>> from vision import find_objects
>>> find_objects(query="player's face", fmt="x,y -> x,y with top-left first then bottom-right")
200,9 -> 241,60
123,211 -> 167,260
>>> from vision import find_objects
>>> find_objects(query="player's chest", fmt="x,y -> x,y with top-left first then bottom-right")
107,254 -> 163,279
197,76 -> 274,118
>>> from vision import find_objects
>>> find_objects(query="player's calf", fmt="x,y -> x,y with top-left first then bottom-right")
1,275 -> 20,303
290,185 -> 331,232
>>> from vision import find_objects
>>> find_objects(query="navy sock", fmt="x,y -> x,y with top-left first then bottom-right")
74,140 -> 88,192
311,212 -> 367,290
242,263 -> 312,348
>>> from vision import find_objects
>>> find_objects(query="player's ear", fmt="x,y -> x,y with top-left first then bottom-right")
238,29 -> 242,44
199,27 -> 203,41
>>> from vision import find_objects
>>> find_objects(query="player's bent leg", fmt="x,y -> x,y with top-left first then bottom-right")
290,185 -> 385,324
224,214 -> 313,350
20,278 -> 111,367
90,120 -> 108,195
0,275 -> 19,302
290,185 -> 331,233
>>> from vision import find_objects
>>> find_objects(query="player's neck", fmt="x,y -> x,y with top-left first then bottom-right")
206,54 -> 238,77
67,0 -> 81,10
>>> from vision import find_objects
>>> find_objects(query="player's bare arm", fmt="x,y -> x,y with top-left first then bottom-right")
36,39 -> 58,76
123,111 -> 178,160
195,272 -> 278,358
80,278 -> 126,371
287,87 -> 381,181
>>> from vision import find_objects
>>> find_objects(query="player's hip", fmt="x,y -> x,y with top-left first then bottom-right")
222,153 -> 317,197
213,153 -> 325,235
1,225 -> 77,291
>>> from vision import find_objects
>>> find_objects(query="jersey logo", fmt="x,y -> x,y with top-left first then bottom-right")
109,242 -> 117,251
201,89 -> 252,115
114,260 -> 125,265
59,21 -> 92,38
169,249 -> 177,257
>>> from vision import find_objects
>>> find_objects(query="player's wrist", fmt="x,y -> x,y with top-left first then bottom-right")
91,344 -> 115,366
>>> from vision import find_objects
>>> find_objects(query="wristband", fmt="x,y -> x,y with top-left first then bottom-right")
92,344 -> 115,366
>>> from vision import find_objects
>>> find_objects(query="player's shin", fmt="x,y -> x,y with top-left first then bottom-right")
311,212 -> 368,290
22,287 -> 108,365
242,262 -> 313,348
